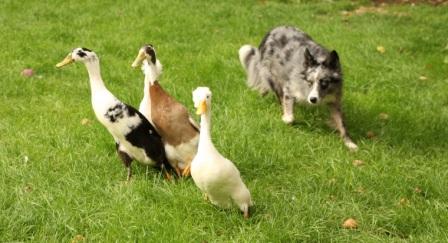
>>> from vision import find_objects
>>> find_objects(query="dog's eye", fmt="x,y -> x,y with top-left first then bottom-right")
305,80 -> 313,86
320,79 -> 329,89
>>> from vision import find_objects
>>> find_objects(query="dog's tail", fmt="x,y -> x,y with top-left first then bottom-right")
238,45 -> 270,95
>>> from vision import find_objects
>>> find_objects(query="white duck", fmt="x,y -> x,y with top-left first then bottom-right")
131,44 -> 199,177
56,47 -> 172,181
191,87 -> 253,218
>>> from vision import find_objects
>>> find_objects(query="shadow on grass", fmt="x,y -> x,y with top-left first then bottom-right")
284,99 -> 448,154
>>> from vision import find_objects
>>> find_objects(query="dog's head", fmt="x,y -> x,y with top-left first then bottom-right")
303,49 -> 342,104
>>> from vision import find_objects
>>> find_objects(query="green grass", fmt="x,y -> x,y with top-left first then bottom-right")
1,0 -> 448,241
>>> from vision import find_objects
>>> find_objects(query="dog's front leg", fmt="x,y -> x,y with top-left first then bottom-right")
329,103 -> 358,151
282,94 -> 295,124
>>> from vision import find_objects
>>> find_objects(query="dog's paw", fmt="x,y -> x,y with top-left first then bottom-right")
282,114 -> 294,124
345,141 -> 359,152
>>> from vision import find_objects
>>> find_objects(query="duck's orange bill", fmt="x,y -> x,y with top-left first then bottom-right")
131,49 -> 146,68
196,100 -> 207,115
56,54 -> 74,68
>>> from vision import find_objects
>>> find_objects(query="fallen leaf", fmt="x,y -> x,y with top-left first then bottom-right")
353,159 -> 364,167
419,76 -> 428,80
366,131 -> 376,139
398,197 -> 409,206
342,218 -> 358,229
21,68 -> 34,77
376,46 -> 386,54
342,17 -> 350,22
81,118 -> 91,125
71,235 -> 85,243
24,184 -> 33,193
24,155 -> 29,163
378,113 -> 389,121
355,186 -> 365,193
414,187 -> 422,194
341,10 -> 352,17
262,213 -> 272,220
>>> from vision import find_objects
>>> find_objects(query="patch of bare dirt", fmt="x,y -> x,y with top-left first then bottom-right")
341,4 -> 410,17
373,0 -> 448,6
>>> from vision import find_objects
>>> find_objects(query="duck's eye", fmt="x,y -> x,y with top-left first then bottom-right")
77,50 -> 87,58
206,95 -> 210,99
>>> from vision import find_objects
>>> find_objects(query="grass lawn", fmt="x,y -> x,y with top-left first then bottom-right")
1,0 -> 448,241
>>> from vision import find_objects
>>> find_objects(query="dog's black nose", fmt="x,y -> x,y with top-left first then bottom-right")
310,97 -> 317,104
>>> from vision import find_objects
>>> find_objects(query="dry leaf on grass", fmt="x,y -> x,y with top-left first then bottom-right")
341,10 -> 351,17
81,118 -> 91,125
419,76 -> 428,80
353,159 -> 364,167
398,197 -> 409,206
376,46 -> 386,54
342,218 -> 358,229
366,131 -> 376,139
378,113 -> 389,121
355,186 -> 365,193
21,68 -> 34,77
328,178 -> 337,185
71,235 -> 85,243
23,184 -> 33,193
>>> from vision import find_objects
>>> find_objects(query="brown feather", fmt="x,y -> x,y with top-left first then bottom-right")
149,81 -> 199,146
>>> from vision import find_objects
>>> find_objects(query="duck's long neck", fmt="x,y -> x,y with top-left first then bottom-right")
84,60 -> 106,93
143,62 -> 158,99
199,108 -> 216,151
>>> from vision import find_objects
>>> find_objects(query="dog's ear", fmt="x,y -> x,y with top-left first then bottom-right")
304,48 -> 317,67
325,50 -> 341,71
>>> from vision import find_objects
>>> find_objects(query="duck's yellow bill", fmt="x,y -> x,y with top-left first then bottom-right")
56,54 -> 74,68
131,50 -> 146,68
196,100 -> 207,115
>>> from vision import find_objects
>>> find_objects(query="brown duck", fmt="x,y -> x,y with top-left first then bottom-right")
132,44 -> 199,177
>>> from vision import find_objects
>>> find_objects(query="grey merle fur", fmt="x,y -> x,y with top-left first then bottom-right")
239,26 -> 358,151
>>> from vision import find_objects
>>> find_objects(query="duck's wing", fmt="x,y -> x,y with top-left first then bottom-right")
120,104 -> 166,161
188,116 -> 200,132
